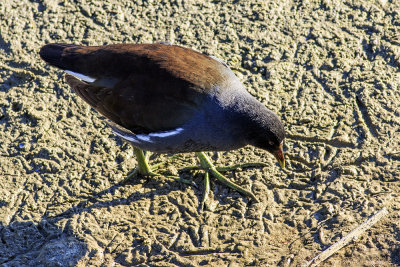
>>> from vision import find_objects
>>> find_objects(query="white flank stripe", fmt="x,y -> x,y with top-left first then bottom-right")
135,127 -> 184,142
65,70 -> 96,83
113,127 -> 184,144
135,135 -> 152,142
112,131 -> 138,143
147,127 -> 184,138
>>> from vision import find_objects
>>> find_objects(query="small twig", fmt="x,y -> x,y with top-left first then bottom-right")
304,207 -> 389,267
370,190 -> 392,196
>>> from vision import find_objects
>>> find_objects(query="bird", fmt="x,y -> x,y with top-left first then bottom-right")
39,43 -> 285,205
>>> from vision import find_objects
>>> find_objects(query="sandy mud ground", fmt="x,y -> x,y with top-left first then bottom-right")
1,0 -> 400,266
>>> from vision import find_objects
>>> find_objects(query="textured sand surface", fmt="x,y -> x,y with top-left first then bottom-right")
0,0 -> 399,266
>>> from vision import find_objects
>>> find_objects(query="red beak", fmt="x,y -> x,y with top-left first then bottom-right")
273,143 -> 285,169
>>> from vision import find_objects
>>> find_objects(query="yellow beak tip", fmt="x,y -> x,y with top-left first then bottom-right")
279,160 -> 285,169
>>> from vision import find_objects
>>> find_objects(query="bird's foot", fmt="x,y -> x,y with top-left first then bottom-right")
122,148 -> 194,186
196,152 -> 259,205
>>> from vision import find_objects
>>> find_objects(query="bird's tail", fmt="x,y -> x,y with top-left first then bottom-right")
39,43 -> 79,69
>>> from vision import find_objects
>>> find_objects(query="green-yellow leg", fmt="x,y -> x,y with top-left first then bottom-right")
124,147 -> 193,185
134,147 -> 157,175
196,152 -> 259,203
200,171 -> 210,211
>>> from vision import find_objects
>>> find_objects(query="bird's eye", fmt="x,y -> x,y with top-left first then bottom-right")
268,140 -> 274,146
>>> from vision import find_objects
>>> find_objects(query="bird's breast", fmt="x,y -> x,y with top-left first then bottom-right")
112,97 -> 249,153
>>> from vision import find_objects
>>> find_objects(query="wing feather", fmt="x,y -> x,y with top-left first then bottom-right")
41,43 -> 234,133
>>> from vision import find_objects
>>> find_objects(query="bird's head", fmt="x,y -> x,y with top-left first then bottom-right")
260,139 -> 285,169
245,109 -> 286,169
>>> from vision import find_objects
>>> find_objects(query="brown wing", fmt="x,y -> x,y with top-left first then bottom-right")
64,73 -> 203,133
40,43 -> 234,133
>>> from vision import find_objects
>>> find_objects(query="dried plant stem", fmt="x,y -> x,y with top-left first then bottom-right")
304,207 -> 389,267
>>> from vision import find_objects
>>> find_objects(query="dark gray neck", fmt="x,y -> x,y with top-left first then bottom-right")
214,86 -> 279,144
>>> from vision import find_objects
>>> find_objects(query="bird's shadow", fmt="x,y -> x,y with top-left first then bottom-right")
0,220 -> 87,266
46,164 -> 255,225
46,170 -> 203,223
391,225 -> 400,265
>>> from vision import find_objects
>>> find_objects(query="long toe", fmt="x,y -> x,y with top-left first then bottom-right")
195,152 -> 259,203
